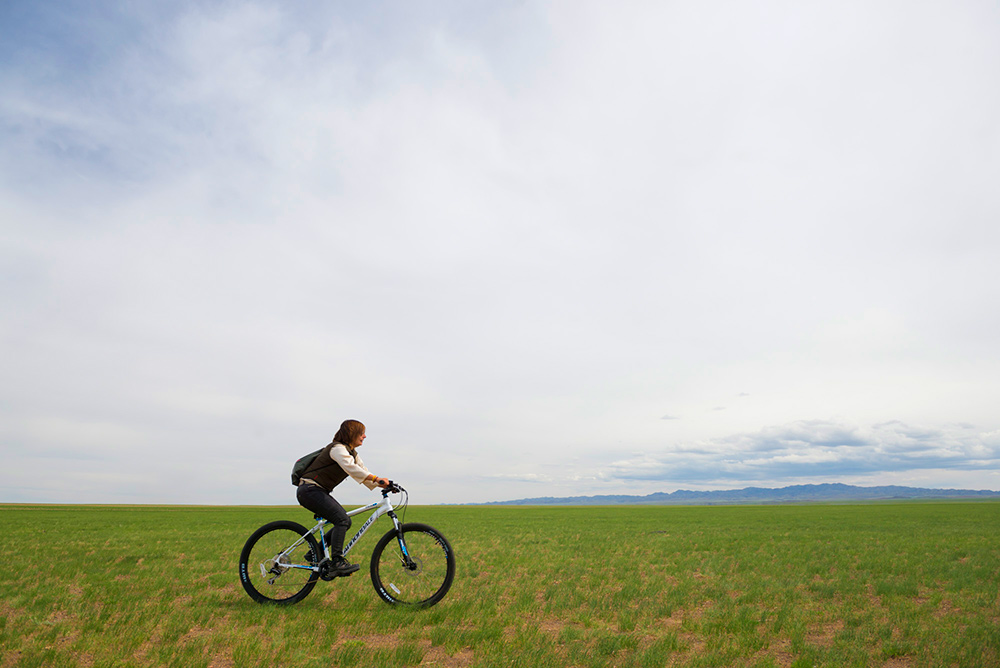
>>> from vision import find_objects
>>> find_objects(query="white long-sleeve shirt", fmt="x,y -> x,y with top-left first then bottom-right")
329,443 -> 379,490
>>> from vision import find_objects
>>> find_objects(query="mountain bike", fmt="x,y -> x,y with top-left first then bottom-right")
238,483 -> 455,607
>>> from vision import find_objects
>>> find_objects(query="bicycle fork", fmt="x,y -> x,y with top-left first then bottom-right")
388,511 -> 417,570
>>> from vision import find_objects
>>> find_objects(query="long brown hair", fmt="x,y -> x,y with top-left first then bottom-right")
333,419 -> 365,448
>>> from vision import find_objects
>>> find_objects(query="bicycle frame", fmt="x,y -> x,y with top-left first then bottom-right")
341,495 -> 400,557
272,492 -> 406,576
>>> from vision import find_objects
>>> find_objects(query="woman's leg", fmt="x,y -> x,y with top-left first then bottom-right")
296,484 -> 352,556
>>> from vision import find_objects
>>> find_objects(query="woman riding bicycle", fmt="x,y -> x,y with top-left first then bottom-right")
296,419 -> 390,577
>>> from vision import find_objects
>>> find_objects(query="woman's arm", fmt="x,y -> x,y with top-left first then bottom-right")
330,444 -> 387,489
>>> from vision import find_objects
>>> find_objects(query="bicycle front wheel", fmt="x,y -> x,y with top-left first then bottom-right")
370,522 -> 455,607
239,520 -> 320,605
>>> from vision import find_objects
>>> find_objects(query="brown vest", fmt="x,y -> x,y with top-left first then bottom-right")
301,442 -> 358,493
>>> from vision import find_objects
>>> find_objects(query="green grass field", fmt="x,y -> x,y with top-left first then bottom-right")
1,501 -> 998,667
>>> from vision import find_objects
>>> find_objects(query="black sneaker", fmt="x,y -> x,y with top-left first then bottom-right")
330,556 -> 360,576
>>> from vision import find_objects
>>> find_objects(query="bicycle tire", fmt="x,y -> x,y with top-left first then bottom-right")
370,522 -> 455,607
239,520 -> 320,605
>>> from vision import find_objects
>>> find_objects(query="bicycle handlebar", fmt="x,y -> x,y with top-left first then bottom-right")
381,480 -> 404,496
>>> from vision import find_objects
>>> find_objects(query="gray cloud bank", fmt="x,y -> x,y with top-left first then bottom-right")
608,420 -> 1000,485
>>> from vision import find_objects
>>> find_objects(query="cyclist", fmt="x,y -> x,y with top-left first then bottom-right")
296,419 -> 390,576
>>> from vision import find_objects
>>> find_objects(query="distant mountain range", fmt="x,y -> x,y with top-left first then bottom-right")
485,483 -> 1000,505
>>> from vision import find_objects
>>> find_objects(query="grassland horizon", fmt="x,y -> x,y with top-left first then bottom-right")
2,501 -> 998,667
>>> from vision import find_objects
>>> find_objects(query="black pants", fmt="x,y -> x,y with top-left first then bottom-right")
296,483 -> 352,555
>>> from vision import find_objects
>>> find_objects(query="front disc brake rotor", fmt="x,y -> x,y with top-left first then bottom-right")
404,555 -> 423,576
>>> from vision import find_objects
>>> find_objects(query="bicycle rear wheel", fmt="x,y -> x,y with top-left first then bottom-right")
370,522 -> 455,607
239,520 -> 320,605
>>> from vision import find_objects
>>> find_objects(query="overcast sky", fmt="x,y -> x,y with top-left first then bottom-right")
2,0 -> 999,505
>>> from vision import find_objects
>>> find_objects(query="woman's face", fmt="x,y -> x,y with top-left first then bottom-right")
352,430 -> 366,448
